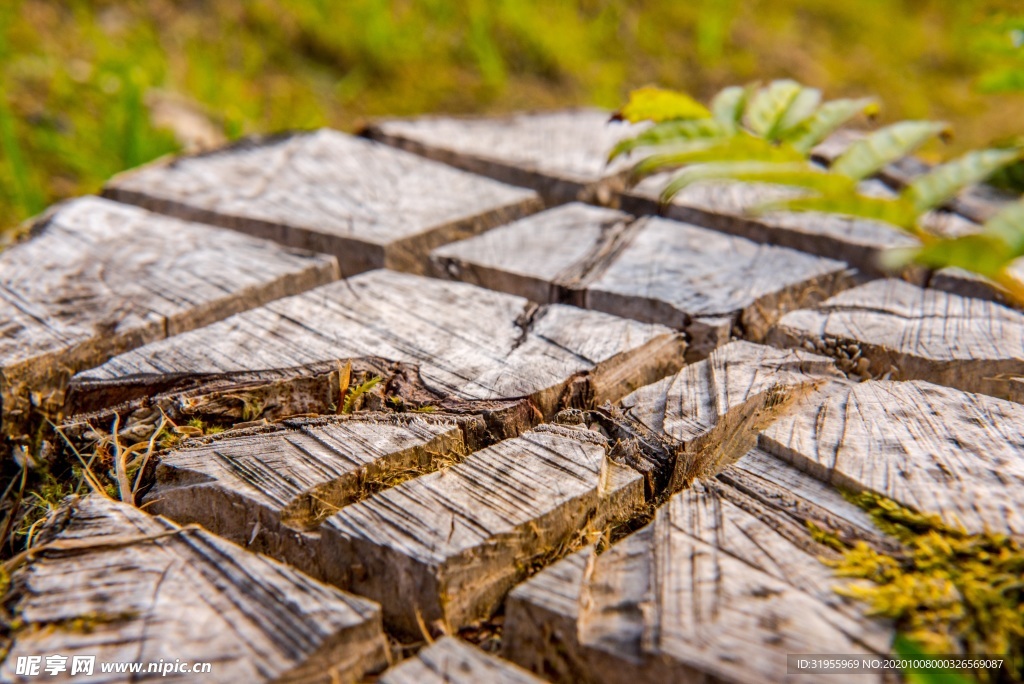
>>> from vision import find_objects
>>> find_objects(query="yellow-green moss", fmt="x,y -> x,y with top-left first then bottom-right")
819,491 -> 1024,682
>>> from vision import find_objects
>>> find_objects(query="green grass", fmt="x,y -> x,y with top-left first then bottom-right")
1,0 -> 1023,234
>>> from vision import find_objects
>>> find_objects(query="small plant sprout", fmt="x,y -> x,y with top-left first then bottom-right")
614,81 -> 1024,303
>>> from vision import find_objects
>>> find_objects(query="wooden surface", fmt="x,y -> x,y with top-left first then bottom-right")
105,129 -> 542,275
1,495 -> 387,684
317,425 -> 643,636
768,278 -> 1024,399
432,204 -> 852,358
504,455 -> 892,684
0,196 -> 337,439
379,637 -> 545,684
760,379 -> 1024,536
70,269 -> 685,422
618,341 -> 844,493
366,109 -> 641,204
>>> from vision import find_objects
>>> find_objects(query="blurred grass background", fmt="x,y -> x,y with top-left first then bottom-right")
1,0 -> 1023,236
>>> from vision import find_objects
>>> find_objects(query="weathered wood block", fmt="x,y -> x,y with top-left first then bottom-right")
143,414 -> 469,561
313,425 -> 644,637
617,340 -> 844,493
768,278 -> 1024,399
432,203 -> 852,357
759,379 -> 1024,537
0,196 -> 337,440
104,130 -> 542,275
622,175 -> 929,279
1,495 -> 387,684
378,637 -> 545,684
504,452 -> 892,684
69,269 -> 685,422
365,109 -> 641,204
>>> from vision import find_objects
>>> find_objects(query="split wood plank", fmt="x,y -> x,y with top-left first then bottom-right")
70,269 -> 686,421
0,196 -> 337,439
622,174 -> 935,280
1012,377 -> 1024,404
759,379 -> 1024,537
365,109 -> 641,205
378,637 -> 545,684
312,425 -> 644,637
432,203 -> 852,357
616,340 -> 844,493
1,495 -> 387,684
504,458 -> 892,684
104,129 -> 542,275
767,278 -> 1024,399
143,414 -> 469,566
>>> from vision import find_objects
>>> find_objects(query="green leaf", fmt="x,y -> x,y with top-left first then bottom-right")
831,121 -> 950,180
743,79 -> 802,139
785,98 -> 880,153
631,135 -> 804,178
889,234 -> 1013,277
775,86 -> 822,137
981,200 -> 1024,255
905,147 -> 1023,212
658,161 -> 856,204
710,85 -> 748,128
892,635 -> 975,684
758,191 -> 918,230
615,86 -> 711,123
608,119 -> 730,161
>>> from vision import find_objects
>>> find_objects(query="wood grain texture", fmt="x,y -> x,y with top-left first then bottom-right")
768,278 -> 1024,399
504,465 -> 891,684
143,414 -> 468,565
366,109 -> 642,204
622,174 -> 928,280
2,495 -> 387,684
0,196 -> 337,440
72,269 -> 686,420
378,638 -> 545,684
433,204 -> 852,358
104,130 -> 542,275
313,425 -> 644,637
760,379 -> 1024,537
617,340 -> 844,492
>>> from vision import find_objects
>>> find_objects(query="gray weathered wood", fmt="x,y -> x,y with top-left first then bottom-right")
143,414 -> 469,561
70,269 -> 686,422
104,129 -> 542,275
1011,377 -> 1024,404
0,196 -> 337,440
768,278 -> 1024,399
622,174 -> 930,280
1,495 -> 387,684
432,203 -> 852,357
365,109 -> 641,205
311,425 -> 643,637
504,460 -> 892,684
617,340 -> 844,493
379,637 -> 545,684
759,379 -> 1024,537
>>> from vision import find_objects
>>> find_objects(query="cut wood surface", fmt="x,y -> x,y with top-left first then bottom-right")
70,269 -> 685,421
0,196 -> 337,439
622,175 -> 927,280
104,130 -> 541,275
617,340 -> 844,493
768,278 -> 1024,399
365,109 -> 640,205
378,637 -> 545,684
2,495 -> 387,684
313,425 -> 643,636
760,379 -> 1024,537
504,462 -> 892,684
144,414 -> 469,559
432,203 -> 852,357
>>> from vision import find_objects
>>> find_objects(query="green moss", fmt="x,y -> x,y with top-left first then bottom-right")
821,491 -> 1024,682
